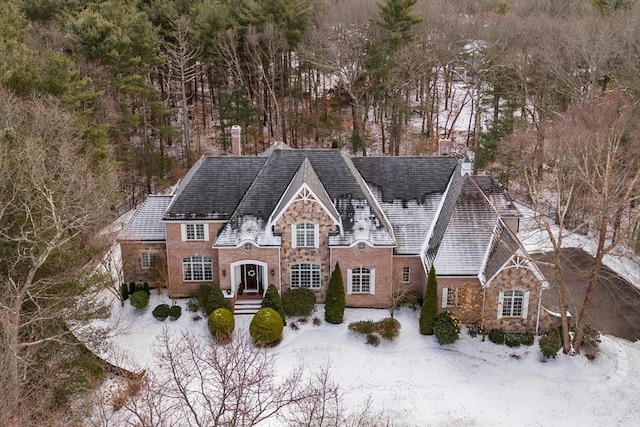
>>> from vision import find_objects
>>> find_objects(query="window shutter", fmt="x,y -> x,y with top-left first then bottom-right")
203,224 -> 209,241
314,224 -> 319,248
291,224 -> 297,248
181,224 -> 187,241
347,269 -> 353,295
497,292 -> 505,319
369,269 -> 375,294
442,288 -> 449,308
522,291 -> 530,318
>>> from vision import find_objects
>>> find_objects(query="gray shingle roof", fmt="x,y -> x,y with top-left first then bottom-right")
482,222 -> 525,284
471,175 -> 521,218
119,195 -> 173,241
164,156 -> 267,220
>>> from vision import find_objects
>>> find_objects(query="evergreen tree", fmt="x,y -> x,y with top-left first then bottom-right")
325,262 -> 345,324
420,266 -> 438,335
262,284 -> 285,325
204,285 -> 232,316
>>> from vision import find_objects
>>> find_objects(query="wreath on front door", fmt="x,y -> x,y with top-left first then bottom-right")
247,269 -> 256,277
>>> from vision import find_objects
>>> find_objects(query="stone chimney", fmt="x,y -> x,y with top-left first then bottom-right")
231,125 -> 242,156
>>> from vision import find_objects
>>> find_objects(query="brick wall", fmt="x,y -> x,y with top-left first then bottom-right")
393,255 -> 426,295
217,246 -> 281,293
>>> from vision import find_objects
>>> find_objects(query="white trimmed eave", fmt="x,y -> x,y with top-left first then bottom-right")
419,172 -> 456,273
267,182 -> 342,230
482,248 -> 550,290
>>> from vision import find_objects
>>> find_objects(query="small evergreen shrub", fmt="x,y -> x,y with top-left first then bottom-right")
520,332 -> 535,346
262,285 -> 285,325
582,324 -> 602,348
377,317 -> 401,340
168,305 -> 182,320
121,283 -> 129,301
205,285 -> 231,315
186,298 -> 199,313
282,288 -> 316,317
488,328 -> 505,345
250,308 -> 284,345
130,290 -> 150,309
366,333 -> 380,347
467,320 -> 482,338
539,329 -> 562,359
208,308 -> 235,342
433,311 -> 461,345
348,320 -> 376,335
143,282 -> 150,295
325,263 -> 345,324
152,304 -> 170,320
504,333 -> 521,348
419,266 -> 438,335
129,282 -> 136,295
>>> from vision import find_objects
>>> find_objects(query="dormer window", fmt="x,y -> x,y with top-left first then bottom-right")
293,222 -> 317,248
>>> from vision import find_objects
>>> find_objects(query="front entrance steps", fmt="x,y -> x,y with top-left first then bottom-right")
233,298 -> 263,315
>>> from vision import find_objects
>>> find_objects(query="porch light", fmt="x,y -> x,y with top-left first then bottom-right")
270,268 -> 275,276
222,269 -> 226,277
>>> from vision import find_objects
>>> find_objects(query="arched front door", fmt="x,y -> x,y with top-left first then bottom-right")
231,261 -> 267,296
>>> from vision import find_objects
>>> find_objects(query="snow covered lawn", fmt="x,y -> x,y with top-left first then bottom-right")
95,291 -> 640,426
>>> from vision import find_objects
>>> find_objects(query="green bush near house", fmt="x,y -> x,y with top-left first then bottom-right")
282,288 -> 316,317
419,266 -> 438,335
168,305 -> 182,320
192,284 -> 231,316
130,290 -> 150,309
520,332 -> 535,346
348,317 -> 401,342
250,308 -> 284,345
325,262 -> 345,324
505,333 -> 521,348
152,304 -> 170,320
433,311 -> 461,345
539,329 -> 562,359
208,308 -> 235,342
262,284 -> 285,325
348,320 -> 376,335
121,283 -> 129,301
488,328 -> 505,344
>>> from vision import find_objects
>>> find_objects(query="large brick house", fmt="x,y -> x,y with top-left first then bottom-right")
118,143 -> 559,333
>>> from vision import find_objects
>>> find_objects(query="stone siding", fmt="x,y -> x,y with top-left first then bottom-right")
437,277 -> 483,324
120,241 -> 167,288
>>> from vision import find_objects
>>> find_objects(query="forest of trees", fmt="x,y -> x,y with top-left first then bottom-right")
3,0 -> 640,423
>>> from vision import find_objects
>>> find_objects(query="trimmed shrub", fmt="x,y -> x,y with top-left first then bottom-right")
121,283 -> 129,301
325,262 -> 345,324
262,285 -> 285,325
152,304 -> 170,320
192,284 -> 231,316
433,311 -> 461,345
130,290 -> 150,309
129,282 -> 136,295
186,298 -> 199,313
168,305 -> 182,320
208,308 -> 235,341
143,282 -> 150,295
250,308 -> 284,345
377,317 -> 401,340
505,333 -> 521,348
366,333 -> 380,347
467,320 -> 482,338
348,320 -> 376,335
488,328 -> 505,345
520,332 -> 535,346
282,288 -> 316,317
419,266 -> 438,335
539,329 -> 562,359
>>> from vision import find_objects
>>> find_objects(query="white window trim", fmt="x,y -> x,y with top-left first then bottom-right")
497,290 -> 529,319
181,223 -> 209,242
347,267 -> 375,295
182,256 -> 213,282
442,287 -> 462,308
291,222 -> 318,248
290,263 -> 321,289
141,251 -> 158,270
402,266 -> 410,283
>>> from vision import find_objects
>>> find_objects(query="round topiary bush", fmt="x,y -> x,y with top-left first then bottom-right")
250,308 -> 284,345
433,311 -> 461,345
520,332 -> 535,346
152,304 -> 171,320
504,333 -> 522,348
130,290 -> 150,309
488,328 -> 505,345
168,305 -> 182,320
539,329 -> 562,359
208,308 -> 235,342
282,288 -> 316,317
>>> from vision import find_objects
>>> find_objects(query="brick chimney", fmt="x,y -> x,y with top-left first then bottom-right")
231,125 -> 242,156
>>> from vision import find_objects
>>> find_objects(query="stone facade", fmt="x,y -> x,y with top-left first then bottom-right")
437,277 -> 484,324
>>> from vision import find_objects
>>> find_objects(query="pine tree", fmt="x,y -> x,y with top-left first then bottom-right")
420,266 -> 438,335
325,262 -> 345,324
262,284 -> 286,325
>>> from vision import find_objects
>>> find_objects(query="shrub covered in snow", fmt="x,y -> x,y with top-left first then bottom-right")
250,308 -> 284,345
282,288 -> 316,317
130,290 -> 150,309
539,329 -> 562,359
349,318 -> 401,343
433,311 -> 461,345
208,308 -> 235,342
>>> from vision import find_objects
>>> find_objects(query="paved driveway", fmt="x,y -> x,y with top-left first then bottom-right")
533,248 -> 640,342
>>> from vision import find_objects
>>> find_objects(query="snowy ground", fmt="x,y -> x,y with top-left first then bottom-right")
93,292 -> 640,426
